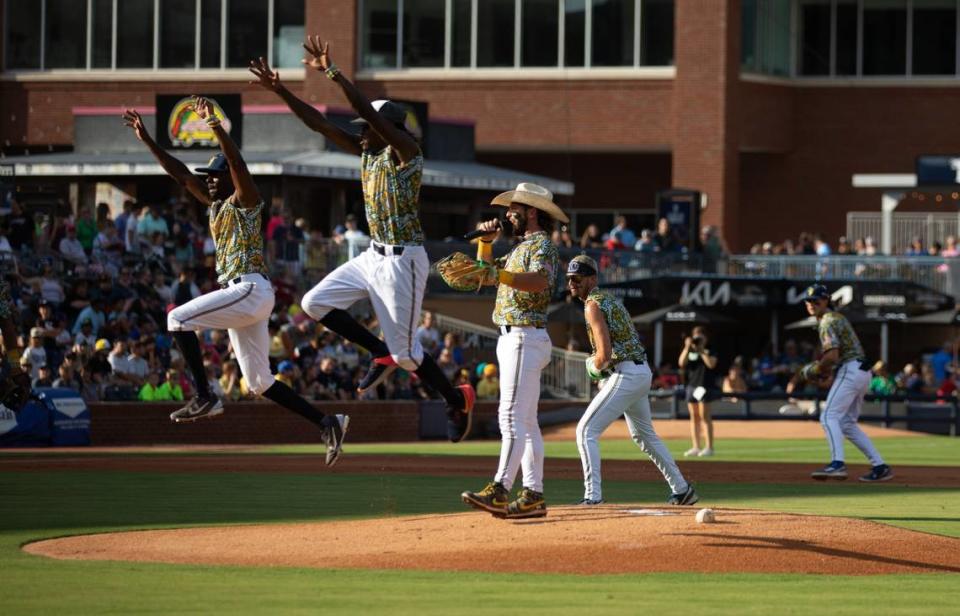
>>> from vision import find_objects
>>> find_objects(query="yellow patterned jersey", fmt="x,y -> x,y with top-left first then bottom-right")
584,288 -> 647,365
210,199 -> 269,286
361,146 -> 425,246
492,231 -> 559,327
818,311 -> 865,364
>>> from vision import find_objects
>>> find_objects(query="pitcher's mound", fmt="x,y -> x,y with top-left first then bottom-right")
25,507 -> 960,575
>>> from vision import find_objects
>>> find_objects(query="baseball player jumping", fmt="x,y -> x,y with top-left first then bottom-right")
122,97 -> 348,465
461,183 -> 564,519
787,284 -> 893,482
566,255 -> 698,506
249,40 -> 474,441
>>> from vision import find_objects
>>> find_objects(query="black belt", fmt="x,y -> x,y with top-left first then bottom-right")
220,274 -> 268,289
373,242 -> 404,256
499,325 -> 545,334
614,360 -> 645,372
858,359 -> 871,372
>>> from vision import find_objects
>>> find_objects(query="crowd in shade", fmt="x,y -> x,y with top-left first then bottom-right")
0,198 -> 498,404
748,232 -> 960,257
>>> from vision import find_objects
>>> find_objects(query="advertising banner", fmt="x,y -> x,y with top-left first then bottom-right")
155,94 -> 242,149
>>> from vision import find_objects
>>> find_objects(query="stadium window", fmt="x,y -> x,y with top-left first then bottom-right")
591,0 -> 635,66
450,0 -> 472,67
862,0 -> 907,76
564,0 -> 587,66
641,0 -> 674,66
912,0 -> 957,76
362,0 -> 399,68
476,0 -> 515,67
522,0 -> 559,67
227,0 -> 269,68
91,0 -> 114,69
835,1 -> 858,76
799,1 -> 831,76
117,0 -> 155,68
160,0 -> 198,69
5,1 -> 41,69
274,0 -> 305,68
742,0 -> 758,71
403,0 -> 446,68
199,0 -> 223,68
45,0 -> 88,69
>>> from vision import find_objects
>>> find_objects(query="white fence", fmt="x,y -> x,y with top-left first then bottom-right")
847,211 -> 960,254
433,313 -> 591,400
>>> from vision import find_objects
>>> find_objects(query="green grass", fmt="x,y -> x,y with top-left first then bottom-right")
2,468 -> 959,615
261,435 -> 960,466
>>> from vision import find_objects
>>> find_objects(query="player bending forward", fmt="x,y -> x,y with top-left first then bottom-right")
566,255 -> 698,506
122,98 -> 348,465
787,285 -> 893,482
461,183 -> 565,519
249,40 -> 474,441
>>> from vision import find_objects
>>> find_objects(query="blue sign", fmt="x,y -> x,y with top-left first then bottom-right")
916,156 -> 960,186
0,388 -> 89,447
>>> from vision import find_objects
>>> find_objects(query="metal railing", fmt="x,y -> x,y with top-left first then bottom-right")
433,313 -> 591,400
847,211 -> 960,254
726,254 -> 960,297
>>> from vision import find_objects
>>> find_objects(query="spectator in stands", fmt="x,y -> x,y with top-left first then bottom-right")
416,311 -> 442,356
275,359 -> 300,392
635,229 -> 656,253
219,359 -> 243,402
436,347 -> 459,383
171,269 -> 201,306
137,204 -> 170,241
72,297 -> 106,336
138,371 -> 163,401
700,225 -> 728,272
35,262 -> 66,306
58,224 -> 88,270
905,236 -> 925,256
32,364 -> 54,388
477,363 -> 499,400
653,362 -> 680,389
92,224 -> 124,276
920,362 -> 938,394
343,213 -> 369,259
73,205 -> 98,253
580,224 -> 603,249
441,332 -> 464,366
896,363 -> 923,394
125,340 -> 150,387
928,241 -> 942,257
551,229 -> 573,248
313,356 -> 348,401
272,210 -> 304,275
0,223 -> 11,253
5,198 -> 35,252
721,365 -> 747,397
834,236 -> 852,255
931,341 -> 954,384
943,236 -> 959,257
53,363 -> 81,390
609,215 -> 636,249
157,368 -> 185,401
654,217 -> 681,253
23,328 -> 47,379
814,234 -> 831,256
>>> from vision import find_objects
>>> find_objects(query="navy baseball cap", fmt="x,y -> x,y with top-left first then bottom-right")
194,153 -> 230,174
801,284 -> 830,302
566,255 -> 598,277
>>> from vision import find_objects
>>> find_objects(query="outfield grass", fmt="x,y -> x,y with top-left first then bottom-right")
2,465 -> 959,615
264,435 -> 960,466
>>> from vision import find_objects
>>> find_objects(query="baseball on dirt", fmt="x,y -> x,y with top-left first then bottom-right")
695,508 -> 716,524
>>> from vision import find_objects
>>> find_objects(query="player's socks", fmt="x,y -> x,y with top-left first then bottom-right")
416,354 -> 465,409
262,381 -> 336,428
172,331 -> 212,398
319,309 -> 390,357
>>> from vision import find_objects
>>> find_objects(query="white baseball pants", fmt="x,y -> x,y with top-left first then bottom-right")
577,361 -> 688,501
167,274 -> 275,394
820,360 -> 885,466
493,327 -> 552,493
301,243 -> 428,371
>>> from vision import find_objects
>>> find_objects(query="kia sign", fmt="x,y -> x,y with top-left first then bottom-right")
915,155 -> 960,186
155,94 -> 242,149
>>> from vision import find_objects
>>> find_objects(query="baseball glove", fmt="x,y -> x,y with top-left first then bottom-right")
435,252 -> 495,292
0,361 -> 31,412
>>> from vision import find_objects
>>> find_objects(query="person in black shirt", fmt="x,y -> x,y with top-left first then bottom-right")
5,198 -> 35,252
678,325 -> 718,457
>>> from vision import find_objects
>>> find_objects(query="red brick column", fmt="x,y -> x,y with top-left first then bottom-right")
672,0 -> 741,249
302,1 -> 360,105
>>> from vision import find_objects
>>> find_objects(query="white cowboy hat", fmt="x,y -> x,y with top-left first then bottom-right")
491,182 -> 569,224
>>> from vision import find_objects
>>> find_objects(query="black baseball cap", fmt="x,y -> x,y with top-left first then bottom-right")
194,153 -> 230,174
801,284 -> 830,302
350,100 -> 408,127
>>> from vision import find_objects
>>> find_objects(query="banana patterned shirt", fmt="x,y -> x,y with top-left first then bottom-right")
492,231 -> 559,327
818,311 -> 865,364
584,288 -> 647,365
361,146 -> 424,246
210,198 -> 268,286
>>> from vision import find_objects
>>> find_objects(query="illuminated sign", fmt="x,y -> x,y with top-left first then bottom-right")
155,94 -> 242,149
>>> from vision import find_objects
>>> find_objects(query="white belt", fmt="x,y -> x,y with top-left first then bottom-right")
498,325 -> 544,335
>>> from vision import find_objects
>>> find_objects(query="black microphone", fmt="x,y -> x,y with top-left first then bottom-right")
463,219 -> 501,241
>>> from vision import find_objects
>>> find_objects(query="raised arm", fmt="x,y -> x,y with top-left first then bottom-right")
122,109 -> 211,206
192,96 -> 259,209
303,36 -> 419,163
248,57 -> 362,155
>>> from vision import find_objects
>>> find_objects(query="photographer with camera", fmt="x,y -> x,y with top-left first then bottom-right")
679,325 -> 718,457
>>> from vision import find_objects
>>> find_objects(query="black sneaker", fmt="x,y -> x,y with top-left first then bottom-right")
495,488 -> 547,519
446,384 -> 475,443
859,464 -> 894,482
667,485 -> 700,506
170,395 -> 223,423
322,414 -> 349,467
357,356 -> 397,394
462,481 -> 510,514
575,498 -> 606,506
811,461 -> 848,481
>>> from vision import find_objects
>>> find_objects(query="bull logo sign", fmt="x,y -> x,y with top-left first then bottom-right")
167,97 -> 232,147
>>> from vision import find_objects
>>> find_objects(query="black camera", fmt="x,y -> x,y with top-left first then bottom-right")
692,335 -> 705,346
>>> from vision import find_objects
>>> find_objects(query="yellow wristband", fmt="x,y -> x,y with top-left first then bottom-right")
476,240 -> 493,262
497,269 -> 516,286
6,348 -> 21,365
325,64 -> 341,80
